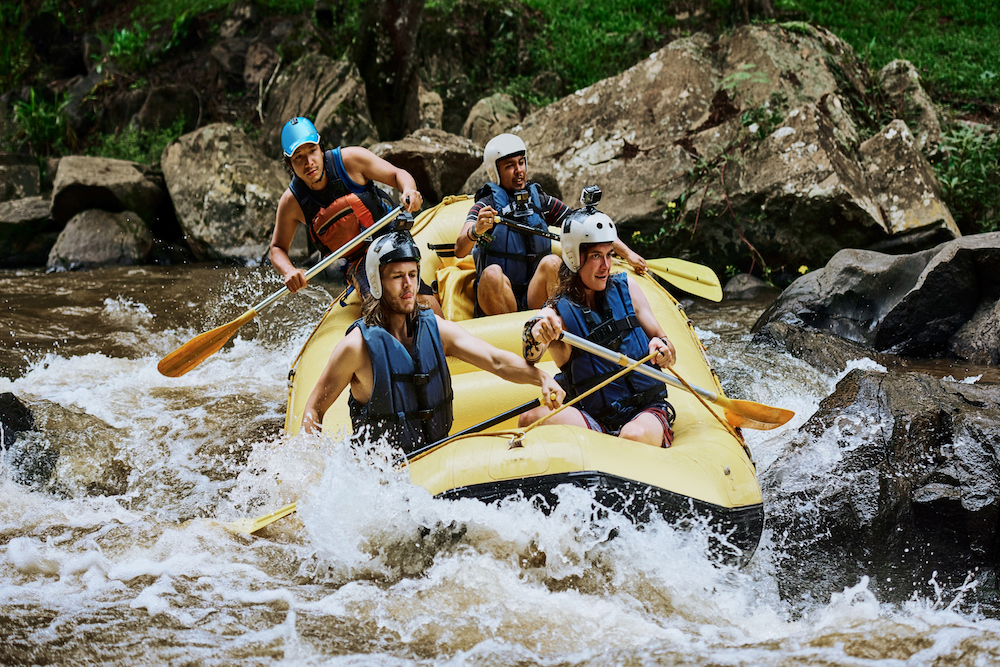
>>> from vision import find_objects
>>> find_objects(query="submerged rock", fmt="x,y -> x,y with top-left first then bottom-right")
763,369 -> 1000,610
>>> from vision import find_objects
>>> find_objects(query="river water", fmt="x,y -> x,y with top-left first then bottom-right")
3,265 -> 999,666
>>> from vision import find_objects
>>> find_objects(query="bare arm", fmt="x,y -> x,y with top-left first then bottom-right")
340,146 -> 422,212
301,328 -> 369,433
627,275 -> 676,368
270,190 -> 309,292
613,238 -> 647,274
437,316 -> 564,409
455,202 -> 496,259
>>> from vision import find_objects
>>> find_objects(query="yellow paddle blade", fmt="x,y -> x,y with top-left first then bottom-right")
157,309 -> 258,377
719,396 -> 795,430
226,502 -> 298,534
646,257 -> 723,302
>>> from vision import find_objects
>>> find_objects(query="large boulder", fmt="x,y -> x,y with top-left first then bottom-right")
513,23 -> 958,274
0,197 -> 58,268
0,154 -> 40,202
261,53 -> 379,154
46,209 -> 153,270
371,129 -> 483,205
461,93 -> 522,148
752,233 -> 1000,361
878,59 -> 943,151
162,123 -> 287,261
763,369 -> 1000,610
51,156 -> 166,227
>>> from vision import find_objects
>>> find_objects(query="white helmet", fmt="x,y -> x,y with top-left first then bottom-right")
365,231 -> 421,299
561,208 -> 618,273
483,133 -> 526,183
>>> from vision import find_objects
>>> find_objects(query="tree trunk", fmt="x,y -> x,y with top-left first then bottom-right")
352,0 -> 426,141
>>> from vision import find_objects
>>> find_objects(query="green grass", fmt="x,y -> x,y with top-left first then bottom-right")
86,117 -> 188,166
781,0 -> 1000,105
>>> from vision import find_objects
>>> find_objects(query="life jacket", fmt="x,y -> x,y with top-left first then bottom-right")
288,147 -> 392,258
473,182 -> 552,301
556,272 -> 667,431
348,309 -> 454,454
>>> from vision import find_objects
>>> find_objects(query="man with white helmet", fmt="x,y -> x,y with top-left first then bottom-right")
518,203 -> 677,448
270,116 -> 437,311
455,133 -> 646,316
302,231 -> 564,452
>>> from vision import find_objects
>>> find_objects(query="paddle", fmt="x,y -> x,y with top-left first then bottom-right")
493,215 -> 559,240
157,206 -> 402,377
644,257 -> 723,302
559,331 -> 794,430
226,398 -> 543,534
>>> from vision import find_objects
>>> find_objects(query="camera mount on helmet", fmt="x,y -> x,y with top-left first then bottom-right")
560,185 -> 617,274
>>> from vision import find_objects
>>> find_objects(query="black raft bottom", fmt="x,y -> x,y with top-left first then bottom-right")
437,470 -> 764,565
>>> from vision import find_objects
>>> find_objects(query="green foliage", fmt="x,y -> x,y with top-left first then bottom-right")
741,92 -> 787,140
0,4 -> 29,91
933,125 -> 1000,233
522,0 -> 677,93
87,117 -> 187,166
98,22 -> 153,72
783,0 -> 1000,104
162,12 -> 194,54
12,89 -> 75,156
721,63 -> 771,91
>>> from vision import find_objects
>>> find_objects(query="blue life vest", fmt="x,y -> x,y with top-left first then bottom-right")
556,272 -> 667,431
473,182 -> 552,301
288,147 -> 391,258
348,309 -> 454,453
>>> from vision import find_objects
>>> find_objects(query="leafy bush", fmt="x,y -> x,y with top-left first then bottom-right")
934,124 -> 1000,233
12,89 -> 75,156
87,117 -> 187,166
99,22 -> 154,72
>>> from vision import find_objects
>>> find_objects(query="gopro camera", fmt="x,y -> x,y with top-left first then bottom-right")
390,210 -> 415,232
580,185 -> 602,208
506,189 -> 533,221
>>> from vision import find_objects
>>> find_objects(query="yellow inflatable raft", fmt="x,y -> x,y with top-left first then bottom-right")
283,196 -> 764,561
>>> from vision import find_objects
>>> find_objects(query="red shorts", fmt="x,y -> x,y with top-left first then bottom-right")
577,402 -> 675,448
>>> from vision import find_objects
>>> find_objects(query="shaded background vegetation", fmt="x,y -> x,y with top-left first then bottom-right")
2,0 -> 997,232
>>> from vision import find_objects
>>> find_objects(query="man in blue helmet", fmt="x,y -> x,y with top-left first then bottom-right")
270,117 -> 436,309
519,206 -> 677,448
302,231 -> 564,453
455,133 -> 646,316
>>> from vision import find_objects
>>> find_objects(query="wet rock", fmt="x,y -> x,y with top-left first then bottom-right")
7,399 -> 130,497
371,129 -> 483,205
461,93 -> 522,148
161,123 -> 286,261
0,196 -> 58,268
752,321 -> 893,375
763,369 -> 1000,609
47,209 -> 153,271
51,156 -> 166,227
0,154 -> 41,202
752,233 -> 1000,360
949,298 -> 1000,366
723,273 -> 778,301
878,59 -> 943,151
261,53 -> 378,152
0,393 -> 35,449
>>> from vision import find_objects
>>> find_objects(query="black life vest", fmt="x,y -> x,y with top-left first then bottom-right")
473,182 -> 552,301
288,147 -> 391,258
556,272 -> 667,431
348,309 -> 454,454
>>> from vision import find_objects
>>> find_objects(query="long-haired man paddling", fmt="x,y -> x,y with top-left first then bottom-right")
302,231 -> 564,452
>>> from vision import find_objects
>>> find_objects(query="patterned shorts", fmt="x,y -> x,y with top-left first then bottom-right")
577,401 -> 676,448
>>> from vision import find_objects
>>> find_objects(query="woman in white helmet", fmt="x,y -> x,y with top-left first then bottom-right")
302,231 -> 564,452
518,206 -> 678,448
455,133 -> 646,316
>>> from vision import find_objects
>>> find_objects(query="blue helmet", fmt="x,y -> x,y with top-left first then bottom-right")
280,117 -> 321,157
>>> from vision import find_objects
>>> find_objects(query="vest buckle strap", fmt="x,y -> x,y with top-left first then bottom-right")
412,373 -> 431,386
